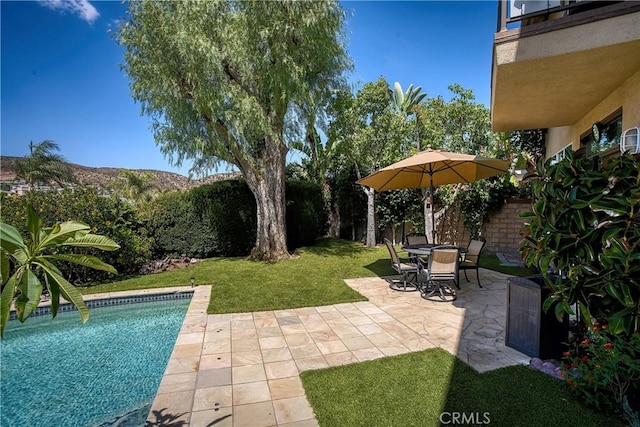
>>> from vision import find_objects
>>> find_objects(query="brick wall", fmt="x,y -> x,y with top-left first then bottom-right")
479,199 -> 532,255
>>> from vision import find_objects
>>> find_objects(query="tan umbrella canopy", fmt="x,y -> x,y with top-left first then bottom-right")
356,149 -> 510,241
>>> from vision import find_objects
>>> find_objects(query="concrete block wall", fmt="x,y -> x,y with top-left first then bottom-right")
479,199 -> 532,255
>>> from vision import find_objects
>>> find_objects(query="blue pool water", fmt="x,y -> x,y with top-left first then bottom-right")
0,297 -> 191,427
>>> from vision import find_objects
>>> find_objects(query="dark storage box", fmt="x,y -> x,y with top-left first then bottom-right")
506,275 -> 568,359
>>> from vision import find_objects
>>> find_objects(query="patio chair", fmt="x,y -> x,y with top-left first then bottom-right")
384,238 -> 420,292
459,236 -> 486,288
421,245 -> 459,302
405,232 -> 428,246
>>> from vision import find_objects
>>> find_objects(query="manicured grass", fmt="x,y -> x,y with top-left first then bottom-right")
82,239 -> 394,313
301,348 -> 620,427
480,252 -> 535,277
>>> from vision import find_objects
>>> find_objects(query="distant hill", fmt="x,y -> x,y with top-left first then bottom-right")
0,156 -> 241,192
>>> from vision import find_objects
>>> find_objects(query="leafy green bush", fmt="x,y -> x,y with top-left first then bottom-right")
286,180 -> 327,250
0,187 -> 150,284
520,152 -> 640,335
190,180 -> 257,257
562,323 -> 640,422
141,191 -> 216,258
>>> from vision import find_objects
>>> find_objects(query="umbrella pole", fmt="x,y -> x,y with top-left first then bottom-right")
431,184 -> 436,244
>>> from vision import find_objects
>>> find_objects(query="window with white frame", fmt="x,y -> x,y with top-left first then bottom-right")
548,144 -> 572,165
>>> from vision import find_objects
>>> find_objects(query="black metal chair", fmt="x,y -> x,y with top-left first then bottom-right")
384,238 -> 419,292
405,232 -> 428,246
458,236 -> 486,288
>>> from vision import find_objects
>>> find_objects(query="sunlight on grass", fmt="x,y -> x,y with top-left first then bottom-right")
301,348 -> 620,427
82,239 -> 393,314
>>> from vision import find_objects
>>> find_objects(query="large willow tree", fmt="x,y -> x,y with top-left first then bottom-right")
119,0 -> 350,260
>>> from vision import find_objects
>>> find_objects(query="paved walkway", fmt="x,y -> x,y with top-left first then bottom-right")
148,269 -> 530,426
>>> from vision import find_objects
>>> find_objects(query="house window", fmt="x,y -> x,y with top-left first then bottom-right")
548,143 -> 572,165
581,112 -> 623,157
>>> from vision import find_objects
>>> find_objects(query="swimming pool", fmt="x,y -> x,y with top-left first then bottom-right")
0,295 -> 192,427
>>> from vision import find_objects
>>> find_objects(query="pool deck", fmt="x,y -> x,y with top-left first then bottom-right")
146,269 -> 530,427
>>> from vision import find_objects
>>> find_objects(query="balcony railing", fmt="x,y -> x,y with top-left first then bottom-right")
496,0 -> 624,32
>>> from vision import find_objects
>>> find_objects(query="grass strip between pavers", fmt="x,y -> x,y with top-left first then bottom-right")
300,348 -> 620,427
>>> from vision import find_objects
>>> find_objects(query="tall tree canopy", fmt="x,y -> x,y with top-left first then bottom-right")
119,0 -> 351,260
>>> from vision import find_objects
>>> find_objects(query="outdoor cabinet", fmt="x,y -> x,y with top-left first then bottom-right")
505,276 -> 568,359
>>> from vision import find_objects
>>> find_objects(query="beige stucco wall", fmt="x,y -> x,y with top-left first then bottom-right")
545,69 -> 640,157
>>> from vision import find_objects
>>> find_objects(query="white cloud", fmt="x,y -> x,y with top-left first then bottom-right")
38,0 -> 100,24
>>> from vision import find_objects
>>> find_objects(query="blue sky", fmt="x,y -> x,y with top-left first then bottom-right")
1,1 -> 497,176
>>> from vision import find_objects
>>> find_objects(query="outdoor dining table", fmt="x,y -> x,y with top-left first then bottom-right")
402,243 -> 466,302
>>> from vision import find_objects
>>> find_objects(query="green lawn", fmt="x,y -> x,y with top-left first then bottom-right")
82,239 -> 393,313
301,348 -> 620,427
82,238 -> 533,314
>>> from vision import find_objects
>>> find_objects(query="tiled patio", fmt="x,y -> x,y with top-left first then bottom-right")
148,269 -> 530,426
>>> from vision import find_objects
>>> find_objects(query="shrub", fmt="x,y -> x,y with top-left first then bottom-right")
0,187 -> 150,284
286,180 -> 327,250
141,191 -> 215,258
562,323 -> 640,422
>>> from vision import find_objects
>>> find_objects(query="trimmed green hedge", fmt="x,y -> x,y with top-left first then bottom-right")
146,179 -> 327,258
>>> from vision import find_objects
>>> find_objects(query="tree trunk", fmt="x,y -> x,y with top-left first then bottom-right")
243,141 -> 290,261
364,187 -> 376,247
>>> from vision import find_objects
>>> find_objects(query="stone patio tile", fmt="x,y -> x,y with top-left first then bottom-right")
295,356 -> 328,372
165,356 -> 200,375
264,360 -> 299,379
289,343 -> 321,359
366,332 -> 402,348
330,325 -> 363,339
346,315 -> 374,326
205,327 -> 231,341
232,401 -> 276,427
315,339 -> 348,355
308,330 -> 339,342
268,377 -> 305,400
314,305 -> 337,313
193,385 -> 233,411
200,353 -> 232,370
232,381 -> 271,405
323,351 -> 357,367
261,347 -> 293,363
148,390 -> 194,424
294,307 -> 318,316
231,319 -> 256,331
197,367 -> 232,388
274,309 -> 298,318
368,313 -> 395,322
254,317 -> 279,328
232,364 -> 266,384
232,338 -> 260,352
232,328 -> 258,340
273,396 -> 315,425
257,326 -> 284,338
355,323 -> 385,335
156,372 -> 197,394
404,338 -> 437,351
232,350 -> 263,366
342,336 -> 375,351
278,316 -> 303,326
259,336 -> 288,349
203,340 -> 231,354
171,343 -> 203,358
281,323 -> 308,335
298,313 -> 323,323
189,407 -> 233,427
379,346 -> 409,356
319,311 -> 347,321
352,302 -> 385,315
231,312 -> 253,320
284,333 -> 315,347
175,332 -> 204,346
303,321 -> 332,333
278,419 -> 320,427
352,347 -> 385,362
253,311 -> 276,319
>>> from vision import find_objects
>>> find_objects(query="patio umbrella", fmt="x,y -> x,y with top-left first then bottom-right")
356,149 -> 510,242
